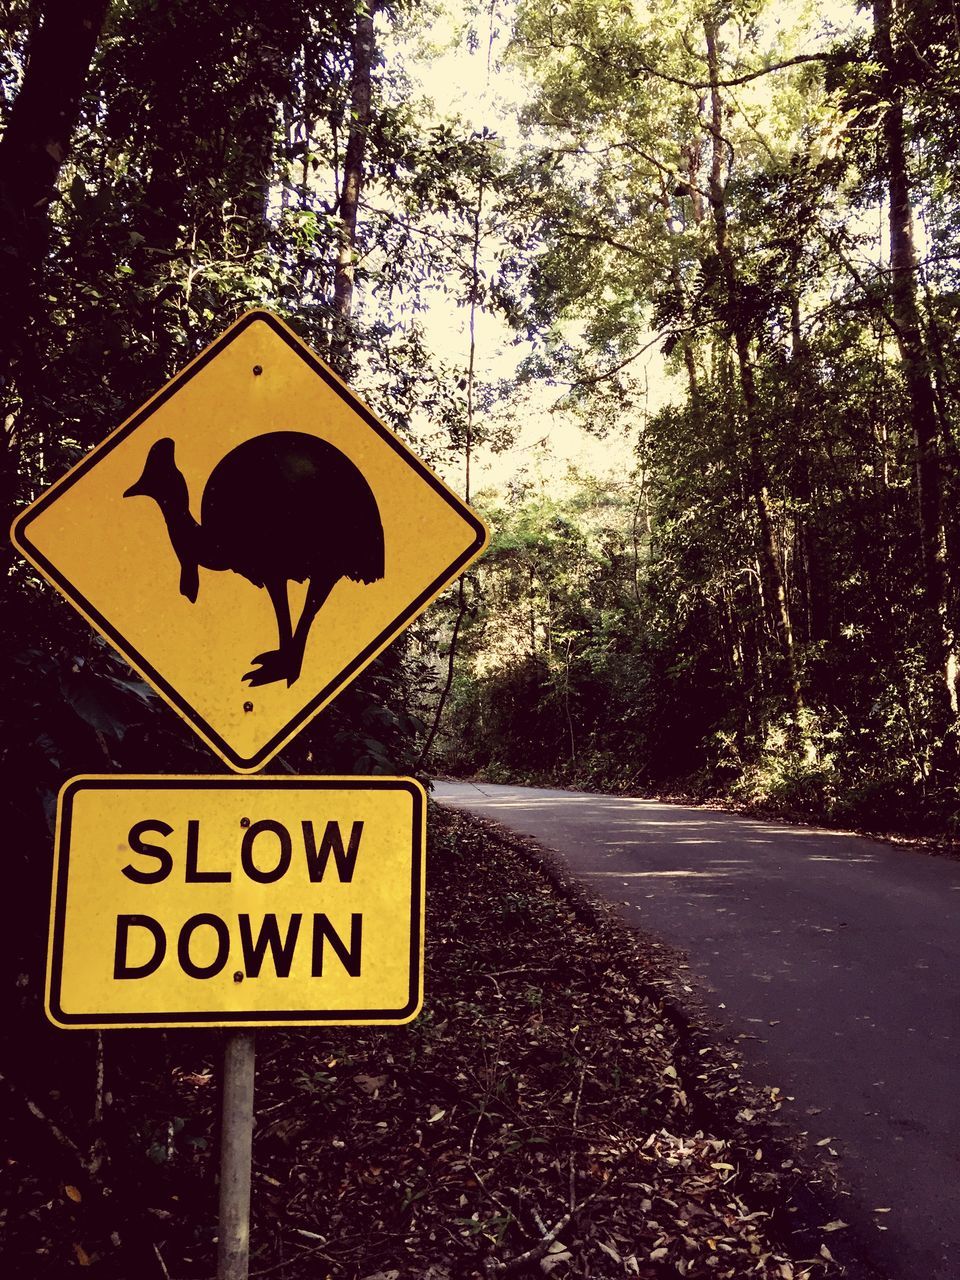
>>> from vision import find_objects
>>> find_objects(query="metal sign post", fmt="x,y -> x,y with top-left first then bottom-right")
217,1031 -> 256,1280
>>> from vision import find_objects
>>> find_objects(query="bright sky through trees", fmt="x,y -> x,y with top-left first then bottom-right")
384,4 -> 663,491
393,0 -> 873,492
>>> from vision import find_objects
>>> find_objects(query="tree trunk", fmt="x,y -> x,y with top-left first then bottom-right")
0,0 -> 110,537
789,290 -> 829,642
0,0 -> 110,335
331,0 -> 375,373
127,11 -> 280,393
657,178 -> 700,411
873,0 -> 958,713
704,21 -> 807,745
0,0 -> 110,606
412,173 -> 484,773
231,24 -> 281,247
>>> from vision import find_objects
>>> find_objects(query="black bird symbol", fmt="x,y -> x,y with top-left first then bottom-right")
124,431 -> 385,687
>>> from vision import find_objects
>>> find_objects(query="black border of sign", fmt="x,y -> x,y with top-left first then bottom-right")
46,775 -> 425,1029
10,311 -> 488,772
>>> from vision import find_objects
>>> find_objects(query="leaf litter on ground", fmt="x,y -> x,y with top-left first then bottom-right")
0,805 -> 879,1279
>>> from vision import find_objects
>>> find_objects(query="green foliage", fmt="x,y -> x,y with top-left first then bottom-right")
437,0 -> 960,836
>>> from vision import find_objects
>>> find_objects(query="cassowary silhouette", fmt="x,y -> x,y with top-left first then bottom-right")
124,431 -> 385,687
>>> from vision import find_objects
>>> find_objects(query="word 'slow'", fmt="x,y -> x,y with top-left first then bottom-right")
121,817 -> 364,884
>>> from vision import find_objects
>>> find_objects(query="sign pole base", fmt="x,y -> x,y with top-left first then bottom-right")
217,1030 -> 256,1280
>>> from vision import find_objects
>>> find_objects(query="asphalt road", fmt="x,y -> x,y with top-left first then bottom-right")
433,780 -> 960,1280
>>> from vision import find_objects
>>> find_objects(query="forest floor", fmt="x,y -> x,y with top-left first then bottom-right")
0,805 -> 882,1280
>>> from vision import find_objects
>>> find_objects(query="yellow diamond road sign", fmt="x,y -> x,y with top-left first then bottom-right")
11,310 -> 487,771
47,775 -> 425,1029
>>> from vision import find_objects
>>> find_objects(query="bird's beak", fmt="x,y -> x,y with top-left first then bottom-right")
123,476 -> 147,498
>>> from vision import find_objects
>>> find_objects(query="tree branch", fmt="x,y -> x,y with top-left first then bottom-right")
552,227 -> 647,259
558,329 -> 696,392
632,49 -> 850,91
528,27 -> 851,91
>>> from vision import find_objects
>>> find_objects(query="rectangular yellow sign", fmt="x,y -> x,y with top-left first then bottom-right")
47,776 -> 425,1029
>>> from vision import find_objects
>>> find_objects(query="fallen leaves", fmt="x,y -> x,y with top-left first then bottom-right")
244,809 -> 851,1277
0,806 -> 854,1279
354,1073 -> 388,1096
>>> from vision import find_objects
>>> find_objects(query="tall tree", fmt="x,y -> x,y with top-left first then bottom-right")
703,17 -> 806,745
872,0 -> 958,713
0,0 -> 110,345
331,0 -> 376,371
0,0 -> 110,552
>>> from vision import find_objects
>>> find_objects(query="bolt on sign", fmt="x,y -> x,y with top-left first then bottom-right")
47,776 -> 425,1029
11,310 -> 488,772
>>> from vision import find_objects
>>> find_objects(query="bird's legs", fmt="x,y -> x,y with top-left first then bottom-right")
243,574 -> 336,687
283,573 -> 337,686
243,579 -> 293,686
